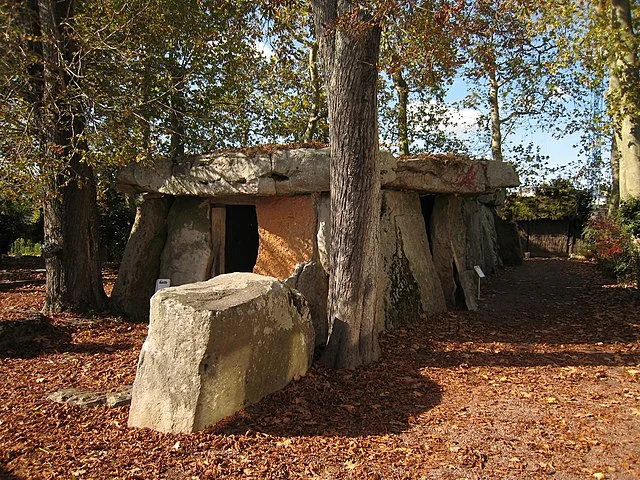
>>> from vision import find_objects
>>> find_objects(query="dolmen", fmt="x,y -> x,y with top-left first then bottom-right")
115,146 -> 521,433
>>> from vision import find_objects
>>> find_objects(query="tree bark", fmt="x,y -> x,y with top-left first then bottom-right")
608,134 -> 621,214
488,61 -> 504,162
34,0 -> 106,313
141,57 -> 154,162
610,0 -> 640,200
392,67 -> 410,156
312,0 -> 382,369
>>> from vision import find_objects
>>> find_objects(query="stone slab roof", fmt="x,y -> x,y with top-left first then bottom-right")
117,147 -> 519,198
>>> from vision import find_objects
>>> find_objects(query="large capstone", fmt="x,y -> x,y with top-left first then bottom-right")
387,155 -> 519,194
127,273 -> 314,433
117,147 -> 396,198
117,149 -> 519,199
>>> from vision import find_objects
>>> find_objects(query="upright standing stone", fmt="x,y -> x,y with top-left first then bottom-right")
128,273 -> 314,433
285,261 -> 329,348
112,195 -> 173,322
494,213 -> 524,266
159,197 -> 213,286
378,191 -> 446,330
463,199 -> 500,274
430,195 -> 477,310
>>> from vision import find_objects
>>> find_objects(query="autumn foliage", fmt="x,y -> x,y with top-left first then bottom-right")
584,204 -> 640,283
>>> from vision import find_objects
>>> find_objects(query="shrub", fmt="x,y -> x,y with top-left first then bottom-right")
9,238 -> 41,256
619,197 -> 640,237
583,211 -> 639,282
0,196 -> 39,255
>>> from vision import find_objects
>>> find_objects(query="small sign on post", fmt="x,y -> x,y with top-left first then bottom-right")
473,266 -> 485,300
155,278 -> 171,293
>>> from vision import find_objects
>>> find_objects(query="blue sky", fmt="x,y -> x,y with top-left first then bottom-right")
443,78 -> 590,174
256,38 -> 591,180
511,129 -> 584,170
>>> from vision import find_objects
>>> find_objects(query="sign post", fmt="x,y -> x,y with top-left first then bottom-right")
473,265 -> 485,300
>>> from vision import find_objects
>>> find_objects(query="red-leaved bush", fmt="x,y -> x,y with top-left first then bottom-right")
583,213 -> 638,281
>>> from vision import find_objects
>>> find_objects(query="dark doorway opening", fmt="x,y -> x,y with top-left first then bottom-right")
419,195 -> 436,255
225,205 -> 259,273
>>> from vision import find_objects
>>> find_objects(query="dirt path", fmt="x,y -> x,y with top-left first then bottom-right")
412,258 -> 640,479
1,258 -> 639,479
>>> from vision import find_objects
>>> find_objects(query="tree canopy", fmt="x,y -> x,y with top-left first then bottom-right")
1,0 -> 638,353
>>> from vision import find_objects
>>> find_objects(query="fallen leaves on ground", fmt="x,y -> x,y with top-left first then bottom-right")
1,258 -> 639,479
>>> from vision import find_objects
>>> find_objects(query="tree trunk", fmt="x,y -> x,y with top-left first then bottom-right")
488,62 -> 504,162
303,41 -> 322,143
169,95 -> 186,160
610,0 -> 640,200
35,0 -> 106,313
168,55 -> 186,161
615,106 -> 640,202
312,0 -> 382,369
608,134 -> 621,214
141,57 -> 154,162
392,67 -> 410,156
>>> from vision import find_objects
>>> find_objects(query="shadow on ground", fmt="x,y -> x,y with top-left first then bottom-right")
0,280 -> 46,292
1,338 -> 132,359
418,348 -> 640,368
434,258 -> 640,347
411,258 -> 640,370
61,342 -> 132,355
0,313 -> 71,359
214,360 -> 442,438
213,259 -> 638,437
0,464 -> 24,480
0,312 -> 131,359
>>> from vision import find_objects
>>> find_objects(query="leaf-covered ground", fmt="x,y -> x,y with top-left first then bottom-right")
1,258 -> 639,479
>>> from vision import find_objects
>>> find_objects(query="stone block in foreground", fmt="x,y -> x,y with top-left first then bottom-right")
127,273 -> 314,433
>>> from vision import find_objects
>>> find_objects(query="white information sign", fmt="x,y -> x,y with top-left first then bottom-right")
155,278 -> 171,293
474,265 -> 485,278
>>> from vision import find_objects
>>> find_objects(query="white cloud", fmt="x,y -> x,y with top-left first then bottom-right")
408,99 -> 483,135
445,107 -> 483,134
254,41 -> 274,60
